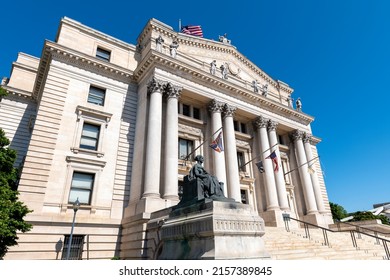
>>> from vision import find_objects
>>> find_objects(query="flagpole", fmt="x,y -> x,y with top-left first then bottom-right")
179,19 -> 181,31
183,127 -> 223,160
283,156 -> 320,176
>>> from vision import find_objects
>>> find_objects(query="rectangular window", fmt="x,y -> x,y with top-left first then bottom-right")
237,151 -> 246,172
240,123 -> 247,134
61,235 -> 85,260
69,172 -> 94,204
234,120 -> 239,132
178,180 -> 184,200
96,47 -> 111,62
178,102 -> 201,120
80,123 -> 100,150
193,107 -> 201,120
234,120 -> 247,134
241,189 -> 248,204
182,104 -> 191,117
88,86 -> 105,106
178,138 -> 193,160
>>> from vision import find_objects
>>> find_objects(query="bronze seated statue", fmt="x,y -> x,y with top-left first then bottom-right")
178,155 -> 230,206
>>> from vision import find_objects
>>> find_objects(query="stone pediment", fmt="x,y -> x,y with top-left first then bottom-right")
137,18 -> 294,109
136,19 -> 313,125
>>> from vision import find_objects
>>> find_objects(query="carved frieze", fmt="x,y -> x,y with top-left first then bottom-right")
178,124 -> 202,136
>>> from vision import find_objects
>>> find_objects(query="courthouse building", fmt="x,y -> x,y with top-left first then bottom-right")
0,17 -> 333,259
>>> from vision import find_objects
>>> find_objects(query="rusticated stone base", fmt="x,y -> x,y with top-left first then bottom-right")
156,199 -> 270,260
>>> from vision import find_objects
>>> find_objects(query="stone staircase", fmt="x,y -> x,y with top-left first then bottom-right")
263,226 -> 388,260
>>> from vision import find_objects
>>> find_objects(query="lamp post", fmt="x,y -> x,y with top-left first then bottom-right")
66,197 -> 80,260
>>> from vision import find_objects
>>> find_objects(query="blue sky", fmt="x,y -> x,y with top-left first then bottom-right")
1,0 -> 389,213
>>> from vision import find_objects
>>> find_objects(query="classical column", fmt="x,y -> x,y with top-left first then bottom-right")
290,130 -> 318,214
208,99 -> 227,195
143,78 -> 164,198
303,133 -> 326,213
267,120 -> 289,211
253,116 -> 279,211
163,83 -> 182,200
222,104 -> 241,202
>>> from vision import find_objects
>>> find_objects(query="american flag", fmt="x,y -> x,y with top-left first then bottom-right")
181,25 -> 203,37
266,151 -> 279,172
209,131 -> 224,153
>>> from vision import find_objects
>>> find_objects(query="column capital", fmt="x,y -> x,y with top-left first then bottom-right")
164,82 -> 182,99
147,77 -> 165,94
267,120 -> 278,132
253,115 -> 268,129
208,99 -> 224,113
222,103 -> 236,118
289,130 -> 305,142
302,132 -> 313,144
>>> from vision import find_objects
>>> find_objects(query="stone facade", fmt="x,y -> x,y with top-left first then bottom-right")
0,17 -> 333,260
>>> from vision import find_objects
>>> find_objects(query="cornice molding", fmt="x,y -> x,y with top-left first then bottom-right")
139,19 -> 291,92
0,85 -> 33,100
135,51 -> 313,125
33,41 -> 135,99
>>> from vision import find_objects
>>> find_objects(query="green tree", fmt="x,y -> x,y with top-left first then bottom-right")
330,202 -> 348,221
350,211 -> 390,225
0,128 -> 32,259
0,87 -> 7,99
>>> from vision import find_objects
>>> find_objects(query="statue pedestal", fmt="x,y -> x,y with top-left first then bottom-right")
156,200 -> 270,259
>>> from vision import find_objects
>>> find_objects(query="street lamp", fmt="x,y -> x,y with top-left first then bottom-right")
66,197 -> 80,260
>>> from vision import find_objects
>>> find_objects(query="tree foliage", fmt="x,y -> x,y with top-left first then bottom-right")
350,211 -> 390,225
0,128 -> 32,259
329,202 -> 348,221
0,87 -> 7,98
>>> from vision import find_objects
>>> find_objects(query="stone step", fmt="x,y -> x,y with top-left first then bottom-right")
263,226 -> 388,260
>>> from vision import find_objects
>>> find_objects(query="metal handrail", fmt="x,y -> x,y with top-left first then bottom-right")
282,214 -> 390,260
334,220 -> 390,238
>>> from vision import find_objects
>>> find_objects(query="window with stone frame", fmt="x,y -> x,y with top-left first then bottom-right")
87,85 -> 106,106
68,171 -> 95,205
178,102 -> 201,120
237,151 -> 247,172
178,138 -> 194,160
241,189 -> 248,204
72,106 -> 112,158
80,123 -> 100,151
96,47 -> 111,62
234,120 -> 247,134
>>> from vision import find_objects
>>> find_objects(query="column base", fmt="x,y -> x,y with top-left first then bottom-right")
302,213 -> 332,228
261,209 -> 285,227
136,197 -> 167,214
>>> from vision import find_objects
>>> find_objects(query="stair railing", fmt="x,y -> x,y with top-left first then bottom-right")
334,220 -> 390,245
282,214 -> 390,260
